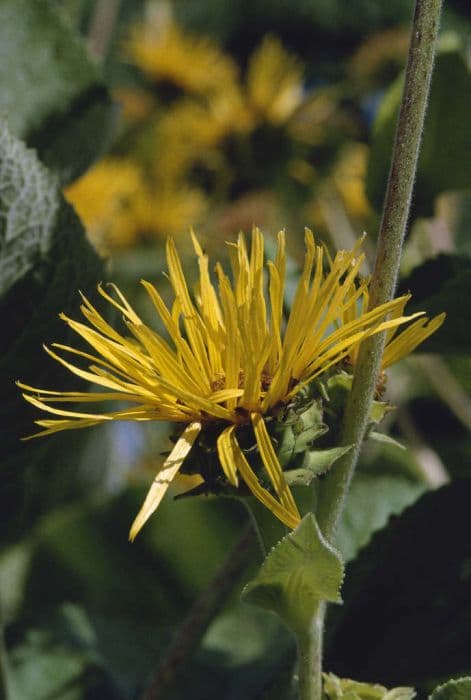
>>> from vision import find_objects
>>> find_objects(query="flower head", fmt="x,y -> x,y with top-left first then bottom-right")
64,159 -> 207,251
125,11 -> 238,98
19,229 -> 437,539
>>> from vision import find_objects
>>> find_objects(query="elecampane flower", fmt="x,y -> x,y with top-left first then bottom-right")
125,12 -> 238,98
19,229 -> 431,539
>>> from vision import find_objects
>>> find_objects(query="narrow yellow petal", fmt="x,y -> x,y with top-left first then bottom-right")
217,426 -> 301,530
382,312 -> 446,368
166,238 -> 211,378
216,426 -> 239,487
251,412 -> 300,519
129,421 -> 202,541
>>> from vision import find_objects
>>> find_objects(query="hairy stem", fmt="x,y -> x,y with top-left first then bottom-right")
317,0 -> 443,544
296,603 -> 325,700
299,2 -> 443,698
141,523 -> 254,700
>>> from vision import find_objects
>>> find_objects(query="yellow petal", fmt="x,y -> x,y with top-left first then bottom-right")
217,426 -> 300,530
129,421 -> 202,541
251,412 -> 300,519
216,426 -> 239,487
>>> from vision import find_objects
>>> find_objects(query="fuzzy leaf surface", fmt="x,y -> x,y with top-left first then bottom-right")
0,122 -> 102,540
0,0 -> 114,183
242,513 -> 344,633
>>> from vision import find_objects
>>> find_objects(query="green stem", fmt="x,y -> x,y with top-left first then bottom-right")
296,603 -> 325,700
317,0 -> 443,544
297,2 -> 443,698
141,523 -> 253,700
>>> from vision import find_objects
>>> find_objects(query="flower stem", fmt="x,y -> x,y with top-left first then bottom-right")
317,0 -> 443,544
141,522 -> 254,700
296,603 -> 324,700
297,2 -> 443,697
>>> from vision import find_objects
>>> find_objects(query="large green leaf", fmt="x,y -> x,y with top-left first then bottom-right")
431,678 -> 471,700
0,0 -> 115,183
325,480 -> 471,688
367,48 -> 471,216
0,121 -> 103,540
398,254 -> 471,354
336,472 -> 426,562
242,513 -> 344,634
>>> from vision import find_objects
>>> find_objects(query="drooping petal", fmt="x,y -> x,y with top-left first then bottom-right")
216,426 -> 239,487
217,425 -> 301,530
251,412 -> 300,520
129,421 -> 202,540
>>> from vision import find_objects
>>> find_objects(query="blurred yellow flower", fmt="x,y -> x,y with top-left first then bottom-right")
125,11 -> 238,98
64,159 -> 207,250
151,35 -> 305,187
64,159 -> 143,253
246,36 -> 304,126
155,92 -> 252,181
19,230 -> 426,538
332,144 -> 373,223
349,27 -> 409,91
131,185 -> 208,238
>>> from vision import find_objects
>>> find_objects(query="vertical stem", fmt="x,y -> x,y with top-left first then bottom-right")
141,523 -> 253,700
296,604 -> 324,700
299,3 -> 443,697
317,0 -> 443,544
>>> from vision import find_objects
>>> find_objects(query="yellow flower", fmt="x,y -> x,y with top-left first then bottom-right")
65,159 -> 208,249
131,185 -> 208,239
19,230 -> 429,539
155,92 -> 252,181
64,159 -> 143,253
125,12 -> 238,98
246,36 -> 304,126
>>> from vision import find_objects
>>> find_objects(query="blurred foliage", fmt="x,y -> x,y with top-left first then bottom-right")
0,0 -> 115,184
367,44 -> 471,217
1,0 -> 470,698
326,481 -> 471,693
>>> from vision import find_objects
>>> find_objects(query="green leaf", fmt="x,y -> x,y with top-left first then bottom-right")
325,480 -> 471,687
284,446 -> 352,486
0,121 -> 58,296
0,121 -> 103,540
242,513 -> 344,633
0,0 -> 114,183
367,47 -> 471,216
430,678 -> 471,700
398,254 -> 471,354
272,399 -> 327,467
336,473 -> 426,562
323,672 -> 416,700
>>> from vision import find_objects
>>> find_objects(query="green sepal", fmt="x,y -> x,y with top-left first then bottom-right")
323,672 -> 416,699
272,399 -> 327,467
430,678 -> 471,700
369,432 -> 405,450
241,513 -> 344,634
284,445 -> 353,486
369,400 -> 393,425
